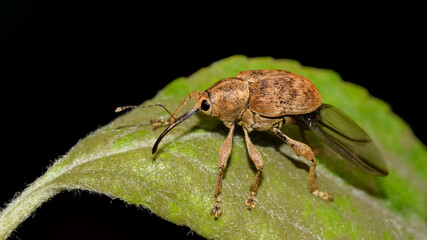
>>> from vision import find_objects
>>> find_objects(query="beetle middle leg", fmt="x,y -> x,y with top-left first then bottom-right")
212,123 -> 235,218
243,127 -> 264,210
272,127 -> 333,201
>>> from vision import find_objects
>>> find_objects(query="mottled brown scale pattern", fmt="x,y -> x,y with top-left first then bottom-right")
238,70 -> 322,117
237,69 -> 289,83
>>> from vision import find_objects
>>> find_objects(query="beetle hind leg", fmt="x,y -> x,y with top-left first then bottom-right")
273,128 -> 333,201
308,158 -> 333,201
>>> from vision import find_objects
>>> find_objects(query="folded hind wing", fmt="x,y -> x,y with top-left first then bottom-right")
293,104 -> 388,176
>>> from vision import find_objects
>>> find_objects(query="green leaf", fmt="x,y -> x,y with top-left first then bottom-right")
1,55 -> 427,239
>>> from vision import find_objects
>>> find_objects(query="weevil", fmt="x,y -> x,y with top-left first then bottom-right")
118,69 -> 388,218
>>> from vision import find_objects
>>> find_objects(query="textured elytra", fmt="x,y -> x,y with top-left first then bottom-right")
239,70 -> 322,117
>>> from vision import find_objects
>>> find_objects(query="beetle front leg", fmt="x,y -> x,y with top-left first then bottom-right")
273,128 -> 333,201
151,90 -> 202,126
243,128 -> 264,210
212,123 -> 235,219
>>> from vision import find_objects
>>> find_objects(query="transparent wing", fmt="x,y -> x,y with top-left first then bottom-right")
292,104 -> 388,176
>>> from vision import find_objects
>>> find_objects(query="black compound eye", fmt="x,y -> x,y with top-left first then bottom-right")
201,99 -> 210,111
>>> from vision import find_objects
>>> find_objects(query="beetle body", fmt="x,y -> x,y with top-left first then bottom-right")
200,70 -> 321,132
143,69 -> 388,218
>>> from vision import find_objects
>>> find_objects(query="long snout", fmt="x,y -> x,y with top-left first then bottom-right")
152,108 -> 199,154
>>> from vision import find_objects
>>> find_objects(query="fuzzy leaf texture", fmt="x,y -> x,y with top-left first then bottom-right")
1,55 -> 427,239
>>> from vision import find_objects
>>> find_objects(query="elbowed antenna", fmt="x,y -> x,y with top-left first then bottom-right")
152,108 -> 199,154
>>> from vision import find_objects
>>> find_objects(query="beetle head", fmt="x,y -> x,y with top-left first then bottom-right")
152,77 -> 250,154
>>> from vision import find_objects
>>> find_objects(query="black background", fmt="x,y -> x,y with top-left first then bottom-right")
1,1 -> 425,239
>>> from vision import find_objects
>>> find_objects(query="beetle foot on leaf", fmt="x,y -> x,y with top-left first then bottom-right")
212,196 -> 222,219
150,118 -> 174,130
245,192 -> 256,210
212,203 -> 222,219
312,189 -> 333,202
150,118 -> 173,126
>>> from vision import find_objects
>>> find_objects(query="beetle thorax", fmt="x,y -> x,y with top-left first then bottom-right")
206,78 -> 249,123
